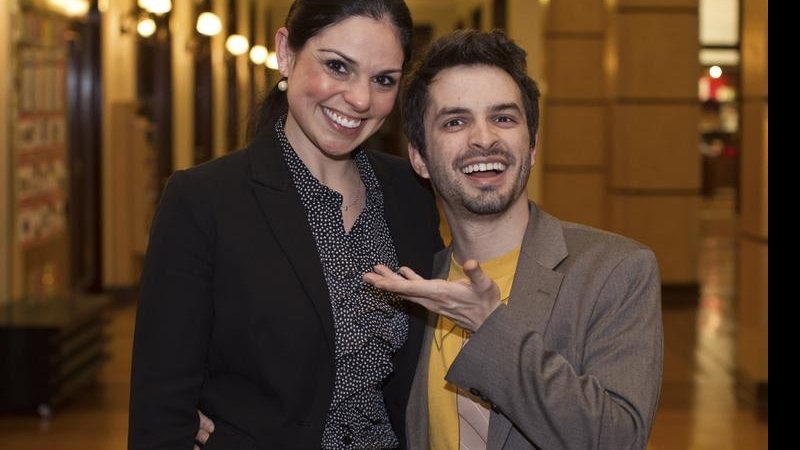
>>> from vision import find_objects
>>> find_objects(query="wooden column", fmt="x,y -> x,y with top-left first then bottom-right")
540,0 -> 607,228
172,0 -> 196,170
608,0 -> 700,285
212,0 -> 228,158
737,0 -> 768,409
101,0 -> 137,289
0,0 -> 12,302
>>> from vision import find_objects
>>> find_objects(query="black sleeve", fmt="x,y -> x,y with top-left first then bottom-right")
128,170 -> 215,449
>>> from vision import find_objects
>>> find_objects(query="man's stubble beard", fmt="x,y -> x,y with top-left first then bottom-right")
429,148 -> 531,217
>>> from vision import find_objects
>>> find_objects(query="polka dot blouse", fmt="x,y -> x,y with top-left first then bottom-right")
277,117 -> 408,449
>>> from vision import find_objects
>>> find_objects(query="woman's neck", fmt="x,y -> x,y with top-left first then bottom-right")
283,113 -> 356,188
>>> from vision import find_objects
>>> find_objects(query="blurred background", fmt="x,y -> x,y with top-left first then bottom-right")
0,0 -> 767,448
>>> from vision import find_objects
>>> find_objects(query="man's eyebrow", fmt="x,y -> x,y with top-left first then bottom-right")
434,103 -> 522,119
491,103 -> 523,113
435,107 -> 471,118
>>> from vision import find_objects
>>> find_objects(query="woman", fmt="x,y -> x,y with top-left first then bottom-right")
127,1 -> 441,448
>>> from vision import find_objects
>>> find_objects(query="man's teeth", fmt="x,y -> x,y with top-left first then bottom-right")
462,162 -> 507,174
324,108 -> 362,129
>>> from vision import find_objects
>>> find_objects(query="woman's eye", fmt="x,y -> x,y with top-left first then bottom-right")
373,75 -> 397,87
325,60 -> 348,74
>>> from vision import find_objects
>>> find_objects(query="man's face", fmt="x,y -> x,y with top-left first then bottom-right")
409,64 -> 535,217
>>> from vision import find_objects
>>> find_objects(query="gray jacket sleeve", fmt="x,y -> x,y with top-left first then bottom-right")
445,248 -> 663,450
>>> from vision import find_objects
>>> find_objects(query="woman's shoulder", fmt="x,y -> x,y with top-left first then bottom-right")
165,148 -> 252,195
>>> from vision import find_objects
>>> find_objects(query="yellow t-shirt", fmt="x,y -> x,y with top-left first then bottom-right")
428,247 -> 521,450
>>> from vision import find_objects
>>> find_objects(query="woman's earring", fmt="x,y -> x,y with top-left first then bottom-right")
278,78 -> 288,92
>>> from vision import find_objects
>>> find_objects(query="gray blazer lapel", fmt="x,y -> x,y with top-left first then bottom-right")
407,249 -> 451,449
406,311 -> 437,450
246,129 -> 335,354
486,203 -> 567,449
509,203 -> 568,334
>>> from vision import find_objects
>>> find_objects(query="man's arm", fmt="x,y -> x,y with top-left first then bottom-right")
364,260 -> 501,332
448,248 -> 663,449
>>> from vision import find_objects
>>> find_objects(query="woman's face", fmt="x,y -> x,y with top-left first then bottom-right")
277,16 -> 404,161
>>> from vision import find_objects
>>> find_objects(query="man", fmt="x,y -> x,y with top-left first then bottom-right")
363,30 -> 663,449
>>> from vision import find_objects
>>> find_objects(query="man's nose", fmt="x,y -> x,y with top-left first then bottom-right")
469,120 -> 500,150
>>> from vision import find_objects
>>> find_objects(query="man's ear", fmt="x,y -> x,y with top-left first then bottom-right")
407,143 -> 430,179
275,27 -> 293,78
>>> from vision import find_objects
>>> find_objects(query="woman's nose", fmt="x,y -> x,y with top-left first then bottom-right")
343,79 -> 372,113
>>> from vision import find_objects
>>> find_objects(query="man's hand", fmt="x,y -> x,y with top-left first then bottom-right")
194,410 -> 215,449
363,261 -> 501,332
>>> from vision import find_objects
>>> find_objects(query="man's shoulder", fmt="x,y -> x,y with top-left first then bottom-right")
531,206 -> 655,268
560,221 -> 649,254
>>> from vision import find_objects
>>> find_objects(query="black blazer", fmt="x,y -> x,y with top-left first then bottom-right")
128,126 -> 441,449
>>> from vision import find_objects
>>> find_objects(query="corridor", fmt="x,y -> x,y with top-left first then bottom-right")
0,191 -> 769,449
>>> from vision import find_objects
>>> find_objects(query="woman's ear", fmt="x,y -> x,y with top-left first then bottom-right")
408,144 -> 430,179
275,27 -> 293,78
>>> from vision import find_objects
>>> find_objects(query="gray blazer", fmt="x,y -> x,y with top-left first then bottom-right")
406,202 -> 663,449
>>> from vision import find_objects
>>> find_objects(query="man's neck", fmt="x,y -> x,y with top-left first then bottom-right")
445,197 -> 530,264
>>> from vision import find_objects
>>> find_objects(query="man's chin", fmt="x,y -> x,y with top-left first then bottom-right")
462,196 -> 512,215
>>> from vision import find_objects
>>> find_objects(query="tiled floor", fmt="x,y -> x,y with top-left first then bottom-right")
647,190 -> 767,449
0,191 -> 768,449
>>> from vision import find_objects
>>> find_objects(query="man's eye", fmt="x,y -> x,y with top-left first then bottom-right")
444,119 -> 465,128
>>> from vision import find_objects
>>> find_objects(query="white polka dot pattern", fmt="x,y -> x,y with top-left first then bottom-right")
277,117 -> 407,449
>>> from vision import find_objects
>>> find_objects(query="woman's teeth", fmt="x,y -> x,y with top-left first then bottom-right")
324,107 -> 362,129
462,162 -> 507,174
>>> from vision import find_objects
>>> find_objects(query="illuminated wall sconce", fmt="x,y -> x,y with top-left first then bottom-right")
138,0 -> 172,15
47,0 -> 91,17
249,45 -> 268,65
196,11 -> 222,36
137,16 -> 157,38
121,8 -> 158,38
226,34 -> 249,56
266,51 -> 279,70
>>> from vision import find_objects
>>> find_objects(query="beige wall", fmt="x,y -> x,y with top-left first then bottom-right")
102,0 -> 138,287
234,0 -> 250,148
408,4 -> 459,38
212,0 -> 228,158
252,0 -> 269,113
738,0 -> 768,389
608,2 -> 700,284
409,0 -> 494,33
508,0 -> 544,204
172,0 -> 196,170
0,0 -> 13,302
540,0 -> 607,227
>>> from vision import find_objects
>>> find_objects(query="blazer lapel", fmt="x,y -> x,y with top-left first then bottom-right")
509,202 -> 568,334
487,202 -> 567,450
407,249 -> 451,449
406,311 -> 437,449
246,127 -> 335,353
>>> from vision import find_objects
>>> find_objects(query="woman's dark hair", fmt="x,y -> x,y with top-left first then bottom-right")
249,0 -> 413,139
402,29 -> 541,157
